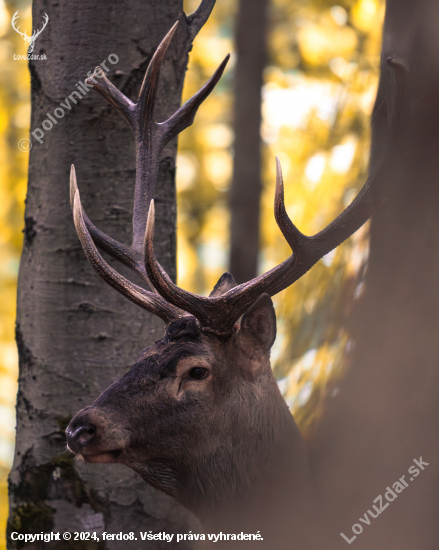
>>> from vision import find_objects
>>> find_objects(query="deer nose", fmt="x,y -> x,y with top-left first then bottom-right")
66,423 -> 96,453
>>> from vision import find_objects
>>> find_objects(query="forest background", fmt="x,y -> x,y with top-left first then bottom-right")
0,0 -> 383,547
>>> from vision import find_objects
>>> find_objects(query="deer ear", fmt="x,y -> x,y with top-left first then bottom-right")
237,294 -> 277,361
209,272 -> 237,297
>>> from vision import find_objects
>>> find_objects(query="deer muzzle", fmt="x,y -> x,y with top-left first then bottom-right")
66,408 -> 130,463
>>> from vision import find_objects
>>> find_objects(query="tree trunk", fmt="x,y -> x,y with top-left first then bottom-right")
229,0 -> 269,283
311,2 -> 439,548
8,1 -> 212,547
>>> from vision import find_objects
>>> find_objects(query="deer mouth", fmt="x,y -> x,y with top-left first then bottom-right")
80,449 -> 124,464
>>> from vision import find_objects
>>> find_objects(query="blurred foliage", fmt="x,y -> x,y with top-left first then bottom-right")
180,0 -> 384,437
0,0 -> 384,545
0,0 -> 31,546
179,0 -> 235,292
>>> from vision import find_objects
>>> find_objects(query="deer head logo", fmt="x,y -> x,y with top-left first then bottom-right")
11,11 -> 49,55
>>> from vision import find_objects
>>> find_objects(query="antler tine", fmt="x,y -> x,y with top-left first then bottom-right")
160,54 -> 230,144
86,68 -> 136,129
274,156 -> 377,263
73,187 -> 184,324
144,201 -> 212,324
143,58 -> 407,335
70,166 -> 151,287
187,0 -> 217,40
274,157 -> 308,255
137,21 -> 180,131
69,163 -> 78,209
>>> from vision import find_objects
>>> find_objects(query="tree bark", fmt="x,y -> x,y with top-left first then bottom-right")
311,2 -> 439,548
229,0 -> 269,283
8,1 -> 212,547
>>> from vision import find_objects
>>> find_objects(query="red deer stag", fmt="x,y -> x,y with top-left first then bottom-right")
66,20 -> 404,549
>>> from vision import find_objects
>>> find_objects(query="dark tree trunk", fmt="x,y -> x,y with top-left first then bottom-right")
311,2 -> 439,548
8,1 -> 212,547
229,0 -> 269,283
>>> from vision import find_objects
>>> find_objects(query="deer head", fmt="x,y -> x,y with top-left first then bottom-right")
11,11 -> 48,54
65,20 -> 405,521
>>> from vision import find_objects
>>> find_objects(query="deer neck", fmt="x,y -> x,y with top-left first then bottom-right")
184,387 -> 310,542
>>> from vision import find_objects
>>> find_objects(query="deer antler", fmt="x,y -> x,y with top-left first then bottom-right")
71,20 -> 229,324
72,175 -> 183,324
141,57 -> 408,336
11,11 -> 30,40
72,13 -> 406,336
186,0 -> 216,40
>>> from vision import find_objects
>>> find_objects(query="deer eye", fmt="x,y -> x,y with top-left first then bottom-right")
189,367 -> 209,380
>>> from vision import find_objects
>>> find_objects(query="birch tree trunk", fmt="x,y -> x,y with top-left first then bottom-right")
8,1 -> 213,547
